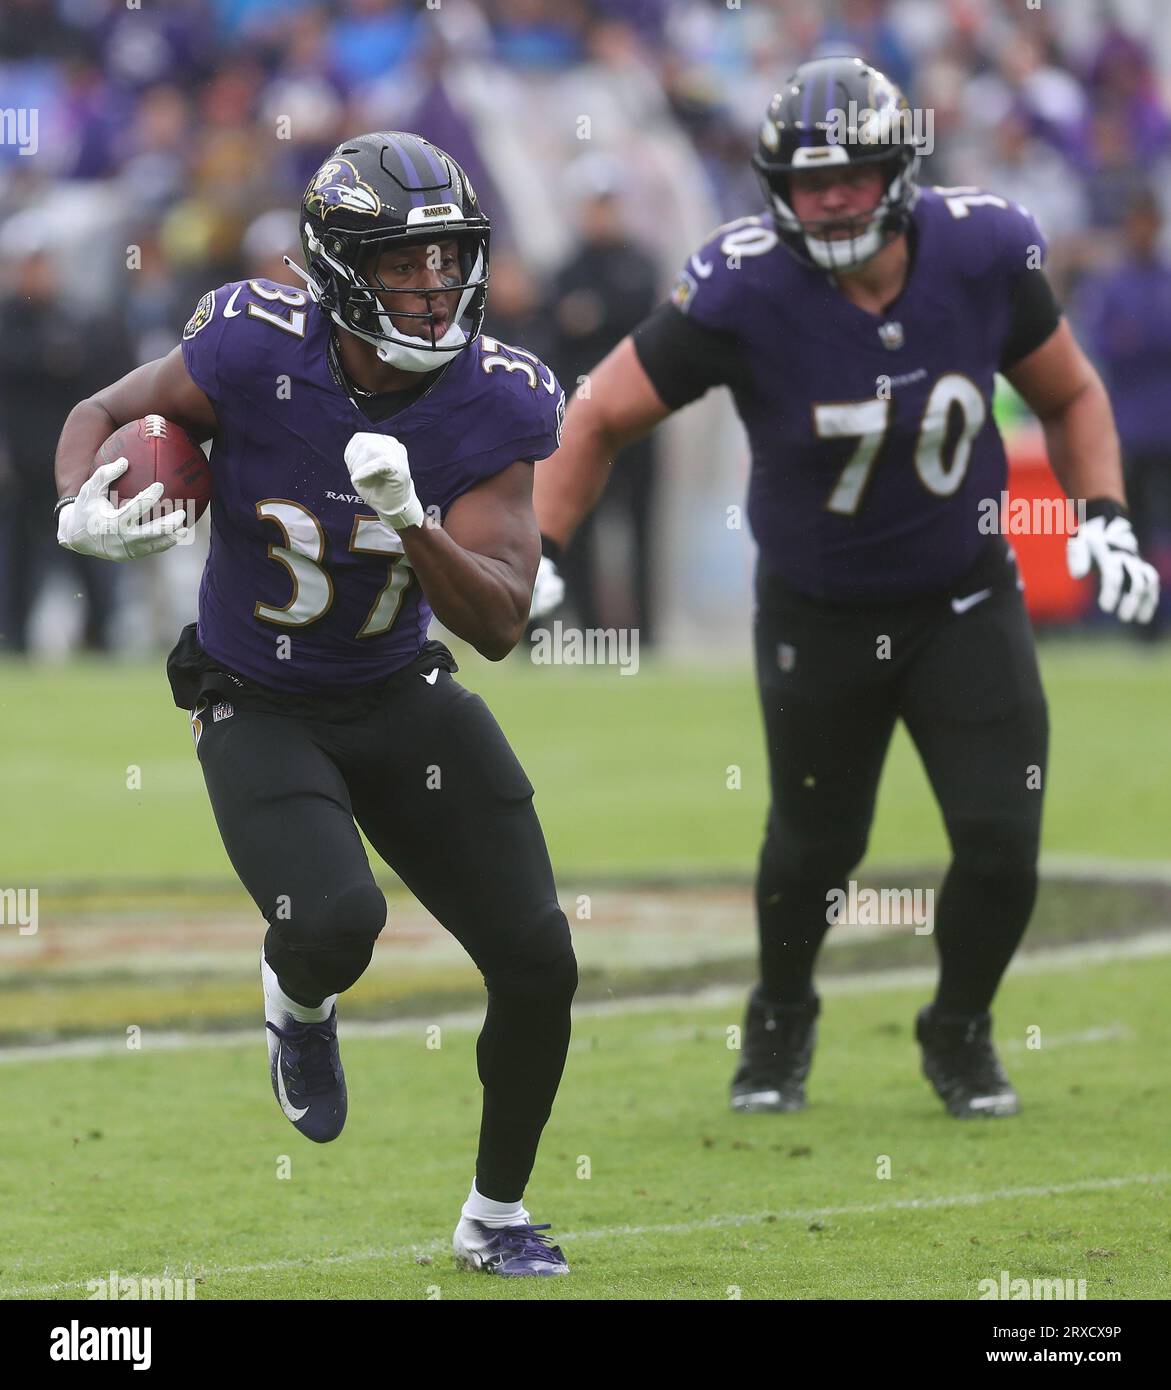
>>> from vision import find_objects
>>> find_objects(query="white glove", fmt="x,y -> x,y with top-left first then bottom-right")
344,432 -> 424,531
530,554 -> 565,619
1067,508 -> 1160,624
57,458 -> 187,562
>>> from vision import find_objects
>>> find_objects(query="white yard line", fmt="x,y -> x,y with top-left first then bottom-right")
1037,855 -> 1171,883
643,1021 -> 1135,1050
4,1170 -> 1166,1299
2,929 -> 1169,1065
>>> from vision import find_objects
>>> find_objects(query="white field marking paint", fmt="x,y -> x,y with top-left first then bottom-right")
4,1171 -> 1167,1300
1038,854 -> 1171,884
639,1020 -> 1135,1051
3,929 -> 1169,1066
841,854 -> 1171,883
1001,1023 -> 1134,1052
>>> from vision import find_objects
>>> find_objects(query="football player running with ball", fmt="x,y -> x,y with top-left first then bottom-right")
532,58 -> 1159,1120
54,133 -> 574,1276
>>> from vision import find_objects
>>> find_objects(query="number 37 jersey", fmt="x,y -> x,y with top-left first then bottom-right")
180,280 -> 564,692
635,187 -> 1056,603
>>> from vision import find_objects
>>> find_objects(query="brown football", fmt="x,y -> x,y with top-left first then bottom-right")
96,415 -> 212,525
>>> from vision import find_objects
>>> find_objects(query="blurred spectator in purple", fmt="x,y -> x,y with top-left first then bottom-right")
95,0 -> 217,94
57,56 -> 136,179
1082,106 -> 1154,234
1083,27 -> 1169,166
1076,189 -> 1171,636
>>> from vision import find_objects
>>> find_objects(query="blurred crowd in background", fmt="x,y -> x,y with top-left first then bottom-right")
2,0 -> 1170,656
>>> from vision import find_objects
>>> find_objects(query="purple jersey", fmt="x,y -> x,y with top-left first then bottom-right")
668,187 -> 1050,602
181,281 -> 564,692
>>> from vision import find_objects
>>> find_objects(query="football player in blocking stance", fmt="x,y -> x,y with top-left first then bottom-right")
54,133 -> 574,1275
533,57 -> 1159,1119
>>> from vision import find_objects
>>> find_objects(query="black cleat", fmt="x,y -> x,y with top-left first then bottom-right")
916,1005 -> 1020,1118
266,1009 -> 348,1142
730,988 -> 819,1113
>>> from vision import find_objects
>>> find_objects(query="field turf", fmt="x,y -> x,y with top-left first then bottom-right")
0,947 -> 1166,1300
2,636 -> 1170,886
1,636 -> 1168,1301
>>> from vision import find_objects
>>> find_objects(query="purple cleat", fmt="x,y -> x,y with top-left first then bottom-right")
452,1218 -> 570,1277
265,1010 -> 348,1143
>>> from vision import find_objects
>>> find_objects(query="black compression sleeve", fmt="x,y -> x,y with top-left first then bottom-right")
631,303 -> 743,410
1000,268 -> 1062,371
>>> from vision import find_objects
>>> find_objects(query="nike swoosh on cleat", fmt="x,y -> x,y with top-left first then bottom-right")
967,1093 -> 1016,1109
951,587 -> 993,615
223,287 -> 243,318
421,669 -> 439,685
274,1040 -> 309,1121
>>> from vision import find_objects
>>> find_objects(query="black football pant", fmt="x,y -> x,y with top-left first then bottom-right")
753,539 -> 1048,1016
190,661 -> 576,1203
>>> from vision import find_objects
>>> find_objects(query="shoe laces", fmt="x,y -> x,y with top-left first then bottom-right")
268,1017 -> 341,1095
487,1223 -> 564,1265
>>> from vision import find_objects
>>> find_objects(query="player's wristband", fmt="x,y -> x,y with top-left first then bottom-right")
1083,498 -> 1129,525
540,534 -> 563,564
54,495 -> 78,520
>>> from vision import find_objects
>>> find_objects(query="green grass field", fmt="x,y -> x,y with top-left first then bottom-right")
3,636 -> 1171,886
1,637 -> 1169,1300
1,950 -> 1167,1300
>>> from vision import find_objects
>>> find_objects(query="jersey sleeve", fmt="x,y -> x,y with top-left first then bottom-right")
631,221 -> 757,408
446,340 -> 566,494
992,198 -> 1050,281
180,284 -> 234,406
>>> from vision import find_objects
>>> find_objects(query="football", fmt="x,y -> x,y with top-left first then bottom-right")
97,414 -> 212,525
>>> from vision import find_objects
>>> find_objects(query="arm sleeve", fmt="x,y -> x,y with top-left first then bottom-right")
631,302 -> 744,410
999,268 -> 1063,371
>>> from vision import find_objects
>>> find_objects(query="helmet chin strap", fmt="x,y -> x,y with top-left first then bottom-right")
769,189 -> 894,271
371,316 -> 468,371
803,219 -> 887,270
285,244 -> 482,374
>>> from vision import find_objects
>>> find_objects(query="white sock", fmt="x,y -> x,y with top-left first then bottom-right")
461,1179 -> 530,1228
261,951 -> 334,1024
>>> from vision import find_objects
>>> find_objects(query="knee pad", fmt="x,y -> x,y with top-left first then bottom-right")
486,950 -> 579,1013
948,818 -> 1040,881
483,912 -> 578,1010
760,812 -> 868,891
264,879 -> 387,1000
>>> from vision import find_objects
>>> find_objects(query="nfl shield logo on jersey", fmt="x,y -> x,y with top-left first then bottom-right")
212,701 -> 235,723
777,642 -> 797,672
878,321 -> 905,350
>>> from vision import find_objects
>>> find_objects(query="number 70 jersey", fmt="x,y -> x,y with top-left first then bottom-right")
180,279 -> 564,693
665,187 -> 1052,602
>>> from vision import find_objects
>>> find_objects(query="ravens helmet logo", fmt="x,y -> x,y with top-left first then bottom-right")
305,159 -> 381,219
